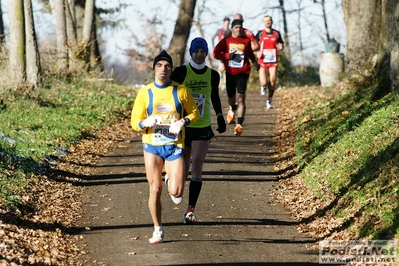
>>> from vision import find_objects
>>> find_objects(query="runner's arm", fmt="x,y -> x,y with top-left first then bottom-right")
130,88 -> 148,131
276,30 -> 284,51
210,69 -> 223,115
213,38 -> 229,61
211,29 -> 221,48
244,28 -> 260,51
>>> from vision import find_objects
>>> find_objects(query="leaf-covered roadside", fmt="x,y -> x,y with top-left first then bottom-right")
0,177 -> 83,265
273,83 -> 399,251
273,86 -> 348,242
0,112 -> 135,265
0,80 -> 136,264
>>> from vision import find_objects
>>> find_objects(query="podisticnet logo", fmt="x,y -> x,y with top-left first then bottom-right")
319,240 -> 398,265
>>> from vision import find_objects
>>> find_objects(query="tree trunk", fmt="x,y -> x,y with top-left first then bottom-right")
24,0 -> 42,87
168,0 -> 197,67
279,0 -> 291,60
90,16 -> 103,71
66,0 -> 78,71
374,0 -> 399,94
50,0 -> 68,71
295,0 -> 305,67
342,0 -> 381,75
82,0 -> 95,70
321,0 -> 330,42
75,0 -> 85,42
343,0 -> 398,94
65,0 -> 77,43
9,0 -> 25,84
0,0 -> 5,47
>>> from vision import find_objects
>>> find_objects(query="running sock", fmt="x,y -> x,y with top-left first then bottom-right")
268,88 -> 275,100
154,225 -> 163,231
237,117 -> 244,125
231,104 -> 238,112
188,178 -> 202,207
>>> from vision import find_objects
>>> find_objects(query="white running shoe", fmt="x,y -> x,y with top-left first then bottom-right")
170,194 -> 183,204
164,173 -> 169,187
260,87 -> 266,96
148,228 -> 164,244
266,100 -> 273,109
165,174 -> 183,204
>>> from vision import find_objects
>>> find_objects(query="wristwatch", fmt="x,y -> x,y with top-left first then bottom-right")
183,118 -> 190,126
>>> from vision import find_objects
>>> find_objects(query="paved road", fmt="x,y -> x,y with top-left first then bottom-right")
77,89 -> 319,266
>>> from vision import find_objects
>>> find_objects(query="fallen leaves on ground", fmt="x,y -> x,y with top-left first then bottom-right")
273,86 -> 359,251
0,114 -> 135,265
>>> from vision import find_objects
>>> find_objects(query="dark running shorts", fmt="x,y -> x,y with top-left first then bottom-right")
225,73 -> 250,97
184,126 -> 215,148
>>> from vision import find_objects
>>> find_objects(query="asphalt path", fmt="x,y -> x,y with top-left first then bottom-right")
77,89 -> 319,266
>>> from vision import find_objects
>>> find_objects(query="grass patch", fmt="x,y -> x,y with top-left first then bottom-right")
0,78 -> 135,206
296,73 -> 399,239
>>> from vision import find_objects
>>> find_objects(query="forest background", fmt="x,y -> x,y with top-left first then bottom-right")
1,0 -> 345,85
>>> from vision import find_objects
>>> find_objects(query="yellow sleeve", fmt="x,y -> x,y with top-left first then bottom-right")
130,87 -> 148,132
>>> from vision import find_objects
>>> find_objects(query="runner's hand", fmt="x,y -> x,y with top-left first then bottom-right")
216,115 -> 226,133
142,116 -> 157,128
252,60 -> 260,71
169,120 -> 184,134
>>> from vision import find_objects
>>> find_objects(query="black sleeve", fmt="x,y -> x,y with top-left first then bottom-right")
170,66 -> 187,84
255,30 -> 262,41
276,30 -> 284,44
210,69 -> 223,115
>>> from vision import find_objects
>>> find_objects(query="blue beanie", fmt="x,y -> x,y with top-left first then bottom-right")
189,37 -> 208,56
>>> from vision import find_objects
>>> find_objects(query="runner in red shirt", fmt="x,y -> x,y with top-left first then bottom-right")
256,15 -> 284,109
233,13 -> 259,52
213,19 -> 259,136
224,13 -> 260,52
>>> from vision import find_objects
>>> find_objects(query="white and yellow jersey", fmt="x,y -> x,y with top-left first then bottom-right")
130,80 -> 199,148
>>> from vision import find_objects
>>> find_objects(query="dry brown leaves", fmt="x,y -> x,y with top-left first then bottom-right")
0,114 -> 136,265
273,86 -> 359,251
0,177 -> 83,265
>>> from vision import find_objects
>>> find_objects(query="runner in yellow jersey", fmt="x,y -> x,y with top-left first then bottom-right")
130,50 -> 200,243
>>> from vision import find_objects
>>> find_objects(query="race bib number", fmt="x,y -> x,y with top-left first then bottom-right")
192,93 -> 206,117
228,54 -> 244,68
263,49 -> 277,63
152,120 -> 178,144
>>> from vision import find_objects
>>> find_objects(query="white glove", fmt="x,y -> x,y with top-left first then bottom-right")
142,116 -> 157,128
169,120 -> 184,134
